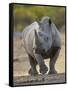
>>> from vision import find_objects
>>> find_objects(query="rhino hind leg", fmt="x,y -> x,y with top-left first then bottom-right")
28,54 -> 38,75
48,47 -> 60,74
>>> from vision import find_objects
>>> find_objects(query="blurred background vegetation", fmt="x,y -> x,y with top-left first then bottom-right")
13,4 -> 65,32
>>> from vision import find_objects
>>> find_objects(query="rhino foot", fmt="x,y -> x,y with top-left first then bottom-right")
48,70 -> 57,74
28,68 -> 38,76
40,65 -> 48,74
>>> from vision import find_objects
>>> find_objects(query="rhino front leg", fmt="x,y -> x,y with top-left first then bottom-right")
48,48 -> 60,74
28,54 -> 38,75
34,54 -> 48,74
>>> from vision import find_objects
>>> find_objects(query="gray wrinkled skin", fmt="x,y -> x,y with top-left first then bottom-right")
22,16 -> 61,75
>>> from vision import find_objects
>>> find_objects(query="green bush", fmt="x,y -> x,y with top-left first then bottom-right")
13,4 -> 65,32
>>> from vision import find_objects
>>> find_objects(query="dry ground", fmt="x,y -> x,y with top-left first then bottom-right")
13,30 -> 66,86
13,32 -> 65,76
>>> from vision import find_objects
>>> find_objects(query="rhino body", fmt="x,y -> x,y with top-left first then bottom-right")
22,17 -> 61,75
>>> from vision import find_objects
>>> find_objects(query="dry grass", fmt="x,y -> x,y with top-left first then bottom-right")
13,28 -> 66,86
13,32 -> 65,77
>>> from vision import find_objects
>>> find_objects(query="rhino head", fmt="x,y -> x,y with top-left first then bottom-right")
34,30 -> 52,54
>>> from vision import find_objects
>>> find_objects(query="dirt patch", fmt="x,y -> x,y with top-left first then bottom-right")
13,73 -> 66,86
13,32 -> 65,77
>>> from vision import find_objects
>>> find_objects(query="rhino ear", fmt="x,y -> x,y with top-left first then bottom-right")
49,18 -> 52,26
34,30 -> 40,45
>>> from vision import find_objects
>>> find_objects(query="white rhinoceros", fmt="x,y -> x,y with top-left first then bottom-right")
22,16 -> 61,75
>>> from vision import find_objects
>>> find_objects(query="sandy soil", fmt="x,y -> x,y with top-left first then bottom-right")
13,31 -> 65,77
13,73 -> 65,86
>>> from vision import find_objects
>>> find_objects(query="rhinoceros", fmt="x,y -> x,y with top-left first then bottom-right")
22,16 -> 61,75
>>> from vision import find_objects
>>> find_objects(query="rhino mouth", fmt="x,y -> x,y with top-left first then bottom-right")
35,48 -> 46,54
35,47 -> 49,58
